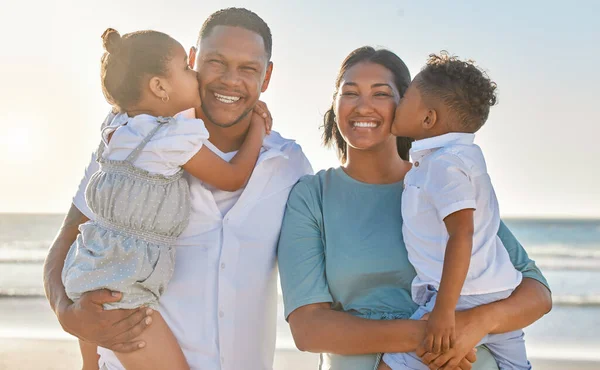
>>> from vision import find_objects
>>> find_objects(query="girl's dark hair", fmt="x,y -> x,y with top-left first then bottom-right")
100,28 -> 180,112
322,46 -> 413,163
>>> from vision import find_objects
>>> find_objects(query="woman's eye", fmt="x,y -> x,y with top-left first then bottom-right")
375,92 -> 391,97
341,91 -> 358,96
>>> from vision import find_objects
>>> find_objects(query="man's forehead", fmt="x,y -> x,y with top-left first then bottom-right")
199,25 -> 267,62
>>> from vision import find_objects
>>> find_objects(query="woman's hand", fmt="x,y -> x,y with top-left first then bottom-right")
250,100 -> 273,135
418,309 -> 490,370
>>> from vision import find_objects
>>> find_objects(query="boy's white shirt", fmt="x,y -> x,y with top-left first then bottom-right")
402,132 -> 522,304
73,109 -> 313,370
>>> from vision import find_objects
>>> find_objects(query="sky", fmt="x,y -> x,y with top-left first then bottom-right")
0,0 -> 598,217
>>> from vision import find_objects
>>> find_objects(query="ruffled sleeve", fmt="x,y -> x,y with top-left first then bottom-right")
143,115 -> 210,168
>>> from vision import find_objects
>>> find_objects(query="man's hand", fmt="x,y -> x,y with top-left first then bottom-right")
422,307 -> 455,354
57,289 -> 153,353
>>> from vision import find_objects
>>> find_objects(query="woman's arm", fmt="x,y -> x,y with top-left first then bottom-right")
182,103 -> 271,192
289,303 -> 426,355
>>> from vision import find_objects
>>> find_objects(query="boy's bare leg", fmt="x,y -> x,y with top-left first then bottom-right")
114,311 -> 189,370
79,340 -> 99,370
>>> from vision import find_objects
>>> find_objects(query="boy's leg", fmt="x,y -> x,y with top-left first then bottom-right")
114,311 -> 189,370
79,340 -> 100,370
483,330 -> 531,370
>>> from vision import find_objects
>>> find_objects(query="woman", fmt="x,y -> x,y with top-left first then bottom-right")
277,47 -> 551,370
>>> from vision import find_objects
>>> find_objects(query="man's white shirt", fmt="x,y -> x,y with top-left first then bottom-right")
73,112 -> 313,370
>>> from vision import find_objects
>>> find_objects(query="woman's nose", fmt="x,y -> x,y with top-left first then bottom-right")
355,95 -> 375,114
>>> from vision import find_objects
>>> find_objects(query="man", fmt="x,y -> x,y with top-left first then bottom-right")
43,8 -> 312,370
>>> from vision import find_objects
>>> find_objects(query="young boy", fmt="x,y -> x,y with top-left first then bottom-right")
380,52 -> 529,370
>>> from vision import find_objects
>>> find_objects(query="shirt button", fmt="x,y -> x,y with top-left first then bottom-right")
219,310 -> 224,318
414,161 -> 420,167
221,263 -> 226,269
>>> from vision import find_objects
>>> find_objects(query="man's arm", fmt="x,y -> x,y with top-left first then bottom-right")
43,203 -> 152,352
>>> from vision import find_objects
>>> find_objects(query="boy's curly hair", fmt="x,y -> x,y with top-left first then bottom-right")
416,51 -> 497,132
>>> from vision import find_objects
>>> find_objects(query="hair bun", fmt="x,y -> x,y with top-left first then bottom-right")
102,28 -> 122,54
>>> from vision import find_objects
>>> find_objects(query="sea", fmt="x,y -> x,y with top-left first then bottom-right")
1,214 -> 599,361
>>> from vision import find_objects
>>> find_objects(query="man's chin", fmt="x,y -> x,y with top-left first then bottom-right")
202,105 -> 252,128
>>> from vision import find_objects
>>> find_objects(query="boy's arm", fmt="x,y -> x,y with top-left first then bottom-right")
425,209 -> 474,354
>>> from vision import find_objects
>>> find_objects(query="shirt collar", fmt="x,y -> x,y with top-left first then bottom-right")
410,132 -> 475,161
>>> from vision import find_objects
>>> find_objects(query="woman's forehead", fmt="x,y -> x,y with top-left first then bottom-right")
340,62 -> 395,87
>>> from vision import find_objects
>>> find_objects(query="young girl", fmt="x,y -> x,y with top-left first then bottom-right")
61,28 -> 271,370
379,52 -> 528,369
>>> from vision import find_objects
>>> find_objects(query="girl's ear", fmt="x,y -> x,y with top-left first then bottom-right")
423,109 -> 438,130
148,77 -> 169,101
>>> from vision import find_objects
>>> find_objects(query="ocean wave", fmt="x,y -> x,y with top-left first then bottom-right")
0,249 -> 48,263
527,244 -> 600,259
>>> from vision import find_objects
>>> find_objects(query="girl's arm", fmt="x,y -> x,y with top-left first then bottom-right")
182,105 -> 271,192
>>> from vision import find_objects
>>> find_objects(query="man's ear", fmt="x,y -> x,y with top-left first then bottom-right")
423,109 -> 438,130
188,46 -> 197,69
260,61 -> 274,93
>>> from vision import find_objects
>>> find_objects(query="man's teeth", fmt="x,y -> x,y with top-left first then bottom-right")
214,93 -> 241,104
353,122 -> 378,128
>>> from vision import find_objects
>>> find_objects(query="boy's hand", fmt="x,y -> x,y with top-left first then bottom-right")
422,307 -> 455,354
250,100 -> 273,135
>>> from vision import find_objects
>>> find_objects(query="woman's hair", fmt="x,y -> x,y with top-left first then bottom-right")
322,46 -> 413,162
416,51 -> 497,133
100,28 -> 180,112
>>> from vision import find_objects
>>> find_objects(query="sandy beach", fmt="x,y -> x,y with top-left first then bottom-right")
1,338 -> 599,370
1,297 -> 598,370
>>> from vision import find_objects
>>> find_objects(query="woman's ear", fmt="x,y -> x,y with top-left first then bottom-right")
148,76 -> 170,101
423,109 -> 438,130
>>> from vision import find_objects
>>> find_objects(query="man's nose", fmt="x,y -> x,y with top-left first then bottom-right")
220,67 -> 242,87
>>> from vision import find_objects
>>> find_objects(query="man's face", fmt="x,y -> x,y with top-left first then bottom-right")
195,25 -> 272,128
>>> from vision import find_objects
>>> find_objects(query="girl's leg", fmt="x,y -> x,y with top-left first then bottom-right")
114,312 -> 189,370
79,340 -> 100,370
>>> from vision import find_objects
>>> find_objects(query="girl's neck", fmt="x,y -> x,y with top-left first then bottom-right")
343,142 -> 410,185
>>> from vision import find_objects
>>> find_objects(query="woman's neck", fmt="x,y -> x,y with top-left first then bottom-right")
343,142 -> 410,184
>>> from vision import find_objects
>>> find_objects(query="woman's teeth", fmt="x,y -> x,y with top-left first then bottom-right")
214,93 -> 241,104
353,122 -> 378,128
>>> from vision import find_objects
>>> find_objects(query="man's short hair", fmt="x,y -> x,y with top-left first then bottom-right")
197,8 -> 272,60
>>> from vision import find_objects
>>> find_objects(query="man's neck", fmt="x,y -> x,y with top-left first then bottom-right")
196,111 -> 252,153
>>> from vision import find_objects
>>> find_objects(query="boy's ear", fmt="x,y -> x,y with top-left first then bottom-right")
423,109 -> 438,129
188,46 -> 197,69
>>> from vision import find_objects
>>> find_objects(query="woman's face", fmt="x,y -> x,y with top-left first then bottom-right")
334,62 -> 400,154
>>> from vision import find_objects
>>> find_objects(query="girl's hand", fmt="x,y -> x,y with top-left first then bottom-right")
423,307 -> 455,354
251,100 -> 273,135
